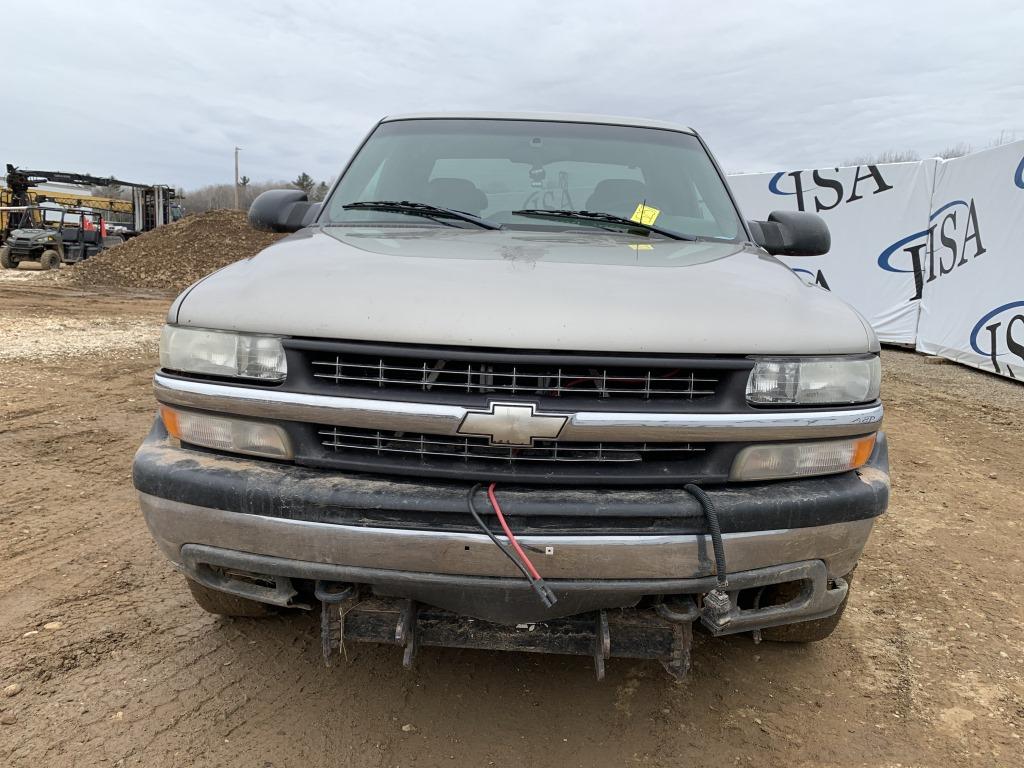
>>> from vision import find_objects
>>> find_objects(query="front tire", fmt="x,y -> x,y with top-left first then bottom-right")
0,246 -> 13,269
185,577 -> 273,617
40,249 -> 61,270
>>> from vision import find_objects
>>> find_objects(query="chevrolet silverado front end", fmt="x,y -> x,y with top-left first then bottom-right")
133,113 -> 889,679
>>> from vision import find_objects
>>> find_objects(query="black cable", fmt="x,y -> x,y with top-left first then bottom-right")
466,484 -> 535,585
684,483 -> 728,589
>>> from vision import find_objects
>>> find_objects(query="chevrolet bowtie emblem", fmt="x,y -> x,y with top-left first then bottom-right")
457,403 -> 568,446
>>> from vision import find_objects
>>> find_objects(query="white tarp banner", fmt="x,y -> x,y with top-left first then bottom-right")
914,141 -> 1024,381
728,161 -> 936,346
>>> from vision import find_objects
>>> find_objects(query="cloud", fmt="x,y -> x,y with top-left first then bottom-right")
2,0 -> 1021,187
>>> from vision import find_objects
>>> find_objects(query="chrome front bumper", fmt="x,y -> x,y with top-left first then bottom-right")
141,491 -> 874,582
143,492 -> 869,627
134,422 -> 888,626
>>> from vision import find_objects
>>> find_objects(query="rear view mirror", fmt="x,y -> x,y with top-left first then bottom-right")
747,210 -> 830,256
248,189 -> 321,233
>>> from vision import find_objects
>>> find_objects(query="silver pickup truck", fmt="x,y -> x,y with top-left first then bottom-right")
134,113 -> 889,679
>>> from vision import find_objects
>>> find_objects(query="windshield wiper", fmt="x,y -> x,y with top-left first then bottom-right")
511,209 -> 694,241
342,200 -> 500,230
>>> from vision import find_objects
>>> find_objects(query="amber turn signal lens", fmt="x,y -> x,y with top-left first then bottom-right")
159,405 -> 182,439
157,405 -> 293,459
850,434 -> 877,469
730,433 -> 877,482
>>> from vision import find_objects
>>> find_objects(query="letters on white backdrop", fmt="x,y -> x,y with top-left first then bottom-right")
728,161 -> 934,346
913,142 -> 1024,381
727,140 -> 1024,381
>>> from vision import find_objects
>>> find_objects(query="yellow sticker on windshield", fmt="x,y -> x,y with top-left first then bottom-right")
631,203 -> 660,226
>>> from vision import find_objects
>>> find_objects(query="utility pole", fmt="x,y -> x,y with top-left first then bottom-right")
233,146 -> 242,209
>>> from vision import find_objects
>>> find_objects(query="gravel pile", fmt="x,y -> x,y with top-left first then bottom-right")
65,210 -> 286,294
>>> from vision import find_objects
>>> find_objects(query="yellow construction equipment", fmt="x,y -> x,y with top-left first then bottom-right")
2,164 -> 181,239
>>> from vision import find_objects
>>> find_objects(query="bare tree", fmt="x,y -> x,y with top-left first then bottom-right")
181,173 -> 332,213
183,180 -> 290,212
990,130 -> 1021,147
90,183 -> 130,200
929,133 -> 1022,160
311,181 -> 330,202
843,149 -> 920,166
934,142 -> 972,159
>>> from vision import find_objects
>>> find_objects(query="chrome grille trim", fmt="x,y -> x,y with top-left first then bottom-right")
318,426 -> 704,464
309,355 -> 717,399
154,374 -> 884,442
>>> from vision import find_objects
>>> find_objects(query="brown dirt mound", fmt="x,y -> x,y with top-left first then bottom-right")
65,210 -> 286,294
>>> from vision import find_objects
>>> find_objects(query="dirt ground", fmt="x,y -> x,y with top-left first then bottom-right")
1,274 -> 1021,768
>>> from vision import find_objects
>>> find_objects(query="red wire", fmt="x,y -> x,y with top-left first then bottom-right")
487,482 -> 543,581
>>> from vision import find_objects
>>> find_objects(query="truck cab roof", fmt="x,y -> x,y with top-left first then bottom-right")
381,111 -> 696,134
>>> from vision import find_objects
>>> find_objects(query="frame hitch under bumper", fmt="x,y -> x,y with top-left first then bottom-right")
179,545 -> 851,680
319,591 -> 696,682
311,559 -> 845,680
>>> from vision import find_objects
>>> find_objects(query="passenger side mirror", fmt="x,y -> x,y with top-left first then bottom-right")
248,189 -> 321,233
747,211 -> 830,256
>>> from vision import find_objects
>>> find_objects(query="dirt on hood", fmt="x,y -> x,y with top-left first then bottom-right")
64,210 -> 286,294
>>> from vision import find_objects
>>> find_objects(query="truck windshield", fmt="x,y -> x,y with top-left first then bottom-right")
324,119 -> 745,241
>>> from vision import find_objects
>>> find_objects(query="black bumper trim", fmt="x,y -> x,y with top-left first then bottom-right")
132,420 -> 889,536
182,544 -> 847,628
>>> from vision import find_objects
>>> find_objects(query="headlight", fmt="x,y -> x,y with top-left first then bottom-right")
160,325 -> 286,381
730,434 -> 876,482
746,355 -> 880,405
160,406 -> 293,459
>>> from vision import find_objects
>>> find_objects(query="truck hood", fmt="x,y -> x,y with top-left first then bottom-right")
172,226 -> 875,355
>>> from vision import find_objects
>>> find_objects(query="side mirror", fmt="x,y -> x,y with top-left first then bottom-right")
248,189 -> 321,233
747,210 -> 830,256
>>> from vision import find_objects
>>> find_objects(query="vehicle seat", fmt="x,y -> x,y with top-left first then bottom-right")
63,228 -> 100,244
656,179 -> 701,219
424,178 -> 488,215
585,179 -> 649,216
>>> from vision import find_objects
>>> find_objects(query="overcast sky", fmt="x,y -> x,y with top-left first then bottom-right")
4,0 -> 1022,189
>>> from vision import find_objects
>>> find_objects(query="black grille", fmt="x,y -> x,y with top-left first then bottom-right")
309,352 -> 717,401
282,340 -> 749,484
318,426 -> 704,466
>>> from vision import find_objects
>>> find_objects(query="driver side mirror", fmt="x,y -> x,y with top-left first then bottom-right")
248,189 -> 322,233
747,210 -> 830,256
